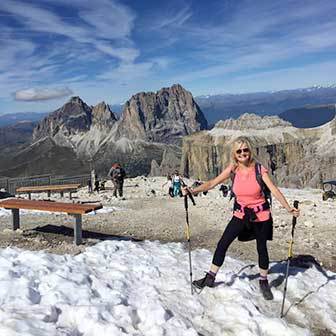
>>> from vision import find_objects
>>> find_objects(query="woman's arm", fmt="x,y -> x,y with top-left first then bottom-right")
262,173 -> 300,217
188,165 -> 233,195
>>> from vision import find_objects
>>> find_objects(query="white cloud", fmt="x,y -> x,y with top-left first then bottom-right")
15,87 -> 73,101
78,0 -> 135,39
97,62 -> 154,81
147,5 -> 192,31
95,44 -> 139,63
0,0 -> 138,63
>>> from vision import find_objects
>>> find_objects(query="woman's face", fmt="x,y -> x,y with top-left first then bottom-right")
234,143 -> 251,164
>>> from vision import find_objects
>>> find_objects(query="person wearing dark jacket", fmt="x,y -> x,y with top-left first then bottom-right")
108,163 -> 126,197
183,136 -> 300,300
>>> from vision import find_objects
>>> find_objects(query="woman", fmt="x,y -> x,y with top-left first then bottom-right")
172,170 -> 183,197
162,174 -> 174,197
184,136 -> 300,300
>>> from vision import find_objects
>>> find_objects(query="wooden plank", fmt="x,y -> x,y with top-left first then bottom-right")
16,184 -> 80,193
0,199 -> 102,214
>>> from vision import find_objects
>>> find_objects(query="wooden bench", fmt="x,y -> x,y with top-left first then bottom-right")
16,184 -> 81,200
0,199 -> 103,245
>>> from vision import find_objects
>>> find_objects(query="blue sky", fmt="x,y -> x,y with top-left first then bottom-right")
1,0 -> 336,114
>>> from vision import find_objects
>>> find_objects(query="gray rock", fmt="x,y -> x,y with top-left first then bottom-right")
115,84 -> 208,145
181,113 -> 336,187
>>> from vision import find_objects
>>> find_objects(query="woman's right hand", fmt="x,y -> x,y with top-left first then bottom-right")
182,186 -> 193,196
288,207 -> 300,217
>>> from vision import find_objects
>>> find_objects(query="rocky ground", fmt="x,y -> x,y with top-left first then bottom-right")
0,176 -> 335,273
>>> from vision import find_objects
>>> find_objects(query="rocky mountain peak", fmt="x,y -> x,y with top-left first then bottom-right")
32,96 -> 93,141
92,101 -> 118,128
214,113 -> 292,130
115,84 -> 208,144
68,96 -> 85,104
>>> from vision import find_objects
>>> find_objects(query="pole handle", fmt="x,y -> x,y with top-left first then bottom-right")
292,200 -> 299,228
181,180 -> 196,206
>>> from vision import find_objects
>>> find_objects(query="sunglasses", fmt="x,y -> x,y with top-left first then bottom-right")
236,148 -> 250,154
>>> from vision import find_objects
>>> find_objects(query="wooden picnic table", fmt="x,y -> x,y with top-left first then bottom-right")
16,184 -> 81,200
0,198 -> 103,245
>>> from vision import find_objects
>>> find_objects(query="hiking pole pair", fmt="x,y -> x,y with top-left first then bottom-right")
182,182 -> 196,295
280,200 -> 299,318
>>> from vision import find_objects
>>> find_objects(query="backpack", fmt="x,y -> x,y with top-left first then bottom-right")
230,162 -> 272,206
112,167 -> 125,180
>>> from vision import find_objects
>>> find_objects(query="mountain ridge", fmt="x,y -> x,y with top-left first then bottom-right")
195,85 -> 336,125
0,84 -> 206,177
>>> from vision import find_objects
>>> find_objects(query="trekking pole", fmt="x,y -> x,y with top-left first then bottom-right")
280,200 -> 299,318
182,181 -> 196,295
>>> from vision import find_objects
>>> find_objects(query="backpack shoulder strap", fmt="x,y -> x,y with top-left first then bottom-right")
229,166 -> 237,201
255,162 -> 262,183
255,162 -> 272,205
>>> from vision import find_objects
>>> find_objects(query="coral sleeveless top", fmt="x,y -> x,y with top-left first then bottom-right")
231,164 -> 271,222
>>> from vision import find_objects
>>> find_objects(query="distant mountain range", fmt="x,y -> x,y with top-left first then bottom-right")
195,85 -> 336,126
2,85 -> 336,129
0,121 -> 35,162
279,104 -> 336,128
0,112 -> 48,128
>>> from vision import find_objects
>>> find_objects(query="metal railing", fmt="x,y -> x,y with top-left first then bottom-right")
0,174 -> 90,194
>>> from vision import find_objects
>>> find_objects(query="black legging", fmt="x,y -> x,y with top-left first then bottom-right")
212,216 -> 271,270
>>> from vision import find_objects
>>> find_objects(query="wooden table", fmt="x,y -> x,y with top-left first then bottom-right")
16,184 -> 81,200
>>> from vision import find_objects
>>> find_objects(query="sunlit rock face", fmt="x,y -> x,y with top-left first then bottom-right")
33,96 -> 93,141
115,84 -> 208,145
91,102 -> 118,129
181,114 -> 336,188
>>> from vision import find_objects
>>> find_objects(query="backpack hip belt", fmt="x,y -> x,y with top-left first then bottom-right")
234,201 -> 270,222
233,201 -> 270,213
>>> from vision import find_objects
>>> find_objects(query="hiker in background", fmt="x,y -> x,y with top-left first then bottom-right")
108,163 -> 126,198
182,136 -> 300,300
87,178 -> 93,193
172,170 -> 183,197
94,175 -> 100,193
219,184 -> 229,197
100,180 -> 106,191
91,169 -> 96,190
162,175 -> 174,197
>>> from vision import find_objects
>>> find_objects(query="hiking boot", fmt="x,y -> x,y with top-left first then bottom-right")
192,272 -> 215,289
259,279 -> 274,300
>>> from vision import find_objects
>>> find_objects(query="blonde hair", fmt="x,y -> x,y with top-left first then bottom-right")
230,136 -> 255,166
